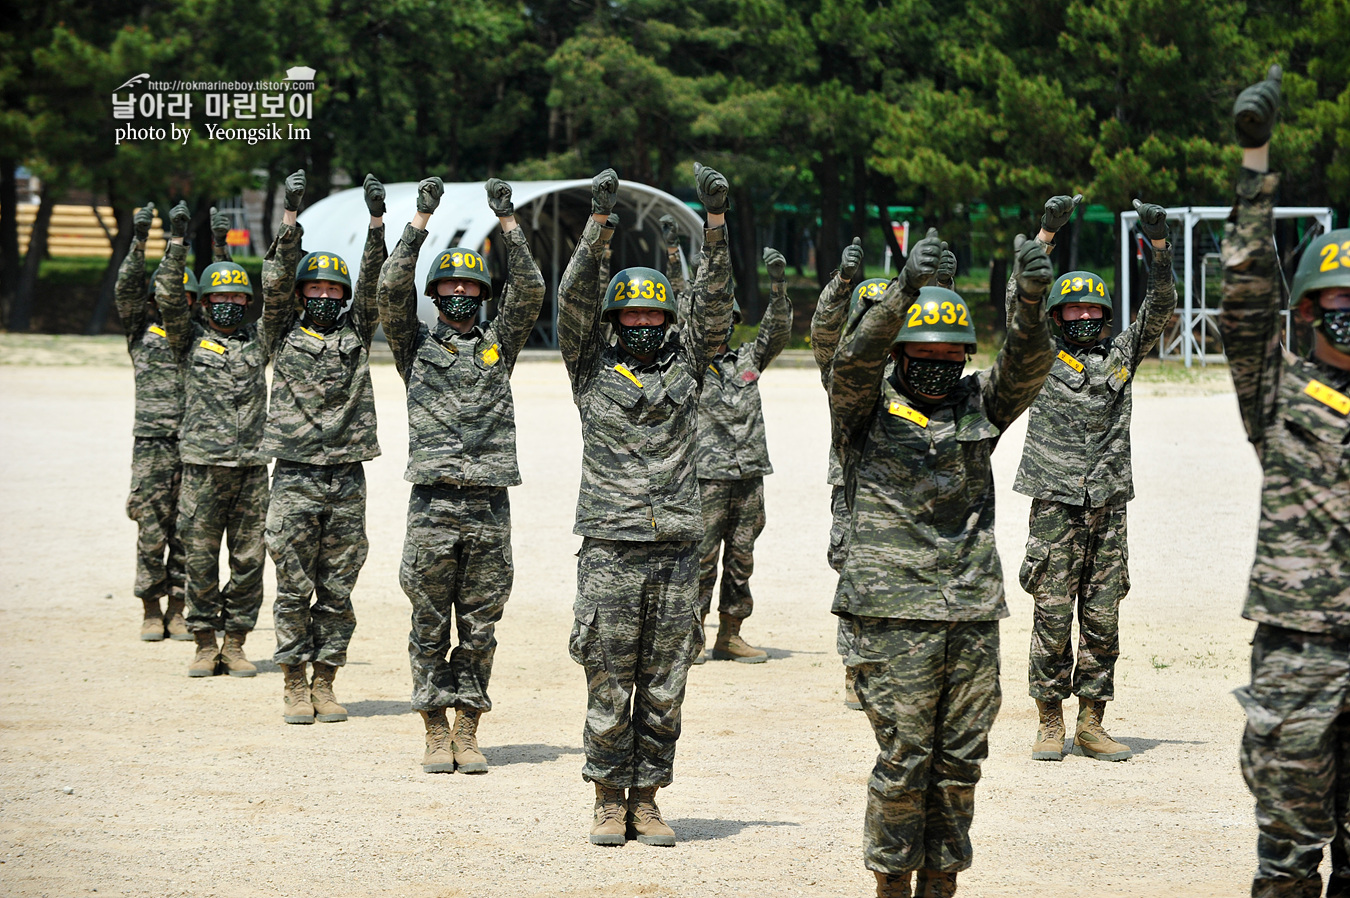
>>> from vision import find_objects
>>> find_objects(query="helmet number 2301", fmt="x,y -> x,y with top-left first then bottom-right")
907,300 -> 967,327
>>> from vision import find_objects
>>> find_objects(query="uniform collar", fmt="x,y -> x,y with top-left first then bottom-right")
433,319 -> 482,343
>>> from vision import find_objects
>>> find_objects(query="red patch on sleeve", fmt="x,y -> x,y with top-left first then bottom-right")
741,370 -> 759,383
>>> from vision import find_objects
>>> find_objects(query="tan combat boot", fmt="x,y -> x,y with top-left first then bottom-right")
164,594 -> 191,640
280,663 -> 313,724
627,786 -> 676,846
845,668 -> 863,710
450,708 -> 488,773
420,709 -> 455,773
140,598 -> 165,642
310,663 -> 348,723
188,630 -> 219,677
218,631 -> 257,677
710,613 -> 767,664
589,783 -> 626,846
692,614 -> 707,665
1032,699 -> 1065,761
874,870 -> 913,898
1074,698 -> 1132,761
914,869 -> 957,897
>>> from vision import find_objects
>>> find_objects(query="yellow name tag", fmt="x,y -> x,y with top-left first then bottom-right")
300,326 -> 324,340
199,339 -> 226,354
1115,366 -> 1131,383
148,325 -> 166,337
1305,379 -> 1350,415
888,401 -> 929,427
481,343 -> 500,366
614,364 -> 643,388
1057,350 -> 1084,373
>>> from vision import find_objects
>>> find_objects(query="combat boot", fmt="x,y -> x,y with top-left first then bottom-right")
1074,698 -> 1132,761
188,630 -> 219,677
164,594 -> 191,640
692,614 -> 707,665
449,708 -> 488,773
1032,699 -> 1065,760
844,668 -> 863,710
309,662 -> 348,722
710,613 -> 768,664
280,663 -> 313,724
627,786 -> 676,846
589,783 -> 626,846
218,631 -> 257,677
140,598 -> 165,642
874,870 -> 913,898
420,709 -> 455,773
914,870 -> 957,897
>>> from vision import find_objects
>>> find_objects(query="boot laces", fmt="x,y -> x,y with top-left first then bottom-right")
454,711 -> 480,749
595,788 -> 625,823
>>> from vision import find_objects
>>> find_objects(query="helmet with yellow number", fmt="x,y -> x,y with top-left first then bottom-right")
198,261 -> 254,298
425,247 -> 492,297
295,251 -> 352,300
892,286 -> 977,351
850,277 -> 890,313
1290,228 -> 1350,307
602,267 -> 675,323
1047,270 -> 1113,320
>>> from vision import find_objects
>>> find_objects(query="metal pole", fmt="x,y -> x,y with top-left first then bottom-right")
1119,213 -> 1132,326
1183,209 -> 1195,368
550,191 -> 560,349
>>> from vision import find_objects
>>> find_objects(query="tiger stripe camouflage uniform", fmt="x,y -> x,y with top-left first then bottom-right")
1222,168 -> 1350,898
685,273 -> 792,624
560,216 -> 733,789
831,278 -> 1051,877
378,222 -> 545,714
157,244 -> 270,637
1012,247 -> 1176,703
261,223 -> 385,669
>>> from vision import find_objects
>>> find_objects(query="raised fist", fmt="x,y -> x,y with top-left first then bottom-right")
1041,194 -> 1083,234
416,176 -> 443,214
900,228 -> 942,293
133,202 -> 155,243
591,168 -> 619,215
937,243 -> 957,287
210,206 -> 229,245
363,173 -> 386,217
693,162 -> 729,215
1132,199 -> 1169,243
484,177 -> 513,217
283,169 -> 306,212
763,247 -> 786,282
1234,64 -> 1282,148
659,214 -> 680,248
839,237 -> 863,282
1013,234 -> 1053,300
168,200 -> 190,239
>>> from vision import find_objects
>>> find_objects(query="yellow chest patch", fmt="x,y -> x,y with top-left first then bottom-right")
614,364 -> 643,388
300,326 -> 324,340
148,324 -> 166,338
481,343 -> 500,366
888,401 -> 929,428
1057,350 -> 1084,373
199,339 -> 226,354
1305,379 -> 1350,416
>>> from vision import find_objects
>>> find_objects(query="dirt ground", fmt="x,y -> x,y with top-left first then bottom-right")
0,339 -> 1261,897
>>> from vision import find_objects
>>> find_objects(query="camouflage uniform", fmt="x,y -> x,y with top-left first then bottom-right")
114,238 -> 187,611
830,278 -> 1051,875
688,276 -> 792,621
379,222 -> 545,713
261,222 -> 386,667
560,216 -> 733,787
157,243 -> 270,634
1013,246 -> 1176,702
1221,169 -> 1350,898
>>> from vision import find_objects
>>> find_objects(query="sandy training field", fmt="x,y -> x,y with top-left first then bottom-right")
0,343 -> 1258,897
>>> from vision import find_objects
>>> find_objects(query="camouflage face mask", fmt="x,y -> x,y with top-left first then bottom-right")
208,301 -> 245,328
1315,309 -> 1350,353
435,294 -> 481,322
1062,317 -> 1104,344
619,323 -> 665,356
304,296 -> 343,326
903,354 -> 964,397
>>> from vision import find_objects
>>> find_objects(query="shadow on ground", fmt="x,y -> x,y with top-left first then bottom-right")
345,700 -> 412,718
489,743 -> 585,765
666,818 -> 800,842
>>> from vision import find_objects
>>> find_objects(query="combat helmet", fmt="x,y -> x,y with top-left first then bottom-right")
198,261 -> 254,298
1047,270 -> 1113,319
602,267 -> 675,322
1290,228 -> 1350,307
295,250 -> 352,300
425,247 -> 491,297
851,278 -> 889,312
892,286 -> 977,352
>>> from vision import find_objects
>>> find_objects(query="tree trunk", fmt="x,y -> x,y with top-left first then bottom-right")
190,199 -> 212,277
261,164 -> 278,248
1068,213 -> 1081,271
988,257 -> 1008,335
731,184 -> 760,321
813,152 -> 841,288
0,158 -> 19,326
87,205 -> 134,335
851,153 -> 867,281
11,188 -> 55,332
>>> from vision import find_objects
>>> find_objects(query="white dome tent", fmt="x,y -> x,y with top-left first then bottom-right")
296,179 -> 704,348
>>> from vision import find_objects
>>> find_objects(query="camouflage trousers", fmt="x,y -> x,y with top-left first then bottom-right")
697,476 -> 765,620
844,615 -> 1001,875
401,484 -> 512,713
1237,624 -> 1350,898
569,538 -> 702,788
266,461 -> 368,667
180,463 -> 269,634
831,485 -> 854,660
1021,499 -> 1129,702
125,436 -> 185,603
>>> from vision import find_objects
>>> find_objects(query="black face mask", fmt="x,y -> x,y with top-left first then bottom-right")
1062,317 -> 1105,344
619,323 -> 665,356
1315,309 -> 1350,354
208,301 -> 245,328
435,294 -> 481,322
903,354 -> 965,397
304,296 -> 343,326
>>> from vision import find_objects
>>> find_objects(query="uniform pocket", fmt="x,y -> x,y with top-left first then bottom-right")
1019,534 -> 1050,595
569,602 -> 599,666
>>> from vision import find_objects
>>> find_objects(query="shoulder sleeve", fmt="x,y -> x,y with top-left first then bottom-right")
377,222 -> 429,381
983,292 -> 1053,432
115,239 -> 148,347
490,225 -> 546,368
155,243 -> 192,359
557,218 -> 611,393
680,225 -> 734,379
261,221 -> 303,361
753,278 -> 793,371
352,224 -> 387,348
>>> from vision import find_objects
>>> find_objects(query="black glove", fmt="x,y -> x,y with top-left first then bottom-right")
133,202 -> 155,243
1013,234 -> 1053,300
283,169 -> 306,212
591,169 -> 618,215
485,177 -> 513,217
1041,194 -> 1083,233
659,214 -> 679,248
1133,199 -> 1169,243
693,162 -> 729,215
210,206 -> 229,246
936,243 -> 957,287
763,247 -> 786,281
416,176 -> 443,214
839,237 -> 863,282
364,173 -> 386,217
900,228 -> 942,293
1234,64 -> 1282,148
604,213 -> 620,231
168,200 -> 190,240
